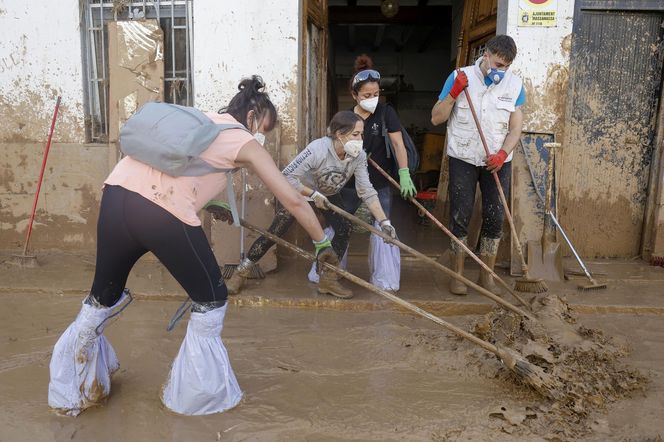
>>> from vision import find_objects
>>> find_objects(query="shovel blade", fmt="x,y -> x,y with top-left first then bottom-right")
527,240 -> 564,282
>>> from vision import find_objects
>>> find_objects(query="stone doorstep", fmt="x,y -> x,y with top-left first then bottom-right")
1,286 -> 663,317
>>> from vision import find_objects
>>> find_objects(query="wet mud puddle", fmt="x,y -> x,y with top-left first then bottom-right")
0,292 -> 661,441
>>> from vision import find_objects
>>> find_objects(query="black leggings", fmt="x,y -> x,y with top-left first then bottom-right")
90,185 -> 227,307
247,193 -> 353,262
448,157 -> 511,240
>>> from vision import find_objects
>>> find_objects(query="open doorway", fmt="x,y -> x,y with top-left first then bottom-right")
326,0 -> 461,256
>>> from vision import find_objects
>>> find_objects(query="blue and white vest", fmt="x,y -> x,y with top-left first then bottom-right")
446,58 -> 523,166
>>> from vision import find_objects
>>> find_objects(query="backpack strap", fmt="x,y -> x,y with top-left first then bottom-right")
225,171 -> 241,226
215,123 -> 247,132
381,103 -> 397,160
209,122 -> 248,226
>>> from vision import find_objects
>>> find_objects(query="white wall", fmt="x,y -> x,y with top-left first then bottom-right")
193,0 -> 300,136
192,0 -> 301,269
505,0 -> 575,134
0,0 -> 85,143
503,0 -> 576,269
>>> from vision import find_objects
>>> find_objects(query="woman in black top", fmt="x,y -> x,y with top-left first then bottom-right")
339,54 -> 415,291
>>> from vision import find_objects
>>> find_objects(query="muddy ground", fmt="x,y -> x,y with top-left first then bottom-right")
0,292 -> 662,442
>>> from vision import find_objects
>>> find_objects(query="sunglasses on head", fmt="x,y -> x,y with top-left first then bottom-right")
352,69 -> 381,87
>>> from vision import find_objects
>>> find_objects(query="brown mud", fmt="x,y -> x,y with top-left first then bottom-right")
471,295 -> 649,440
0,292 -> 662,441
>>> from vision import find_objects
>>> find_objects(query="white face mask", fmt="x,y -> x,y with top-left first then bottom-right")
342,139 -> 363,158
359,97 -> 379,114
250,112 -> 266,146
253,132 -> 266,146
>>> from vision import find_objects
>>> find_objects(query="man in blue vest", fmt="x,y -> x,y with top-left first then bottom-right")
431,35 -> 525,295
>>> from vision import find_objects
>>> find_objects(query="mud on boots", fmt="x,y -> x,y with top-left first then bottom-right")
315,236 -> 353,299
449,237 -> 468,295
48,289 -> 132,416
477,237 -> 502,294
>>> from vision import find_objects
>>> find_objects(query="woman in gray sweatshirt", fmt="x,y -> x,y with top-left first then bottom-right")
225,111 -> 395,299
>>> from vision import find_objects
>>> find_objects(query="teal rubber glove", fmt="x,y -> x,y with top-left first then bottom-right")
398,168 -> 416,199
203,200 -> 233,225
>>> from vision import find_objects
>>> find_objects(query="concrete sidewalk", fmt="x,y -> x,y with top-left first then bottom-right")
1,249 -> 664,316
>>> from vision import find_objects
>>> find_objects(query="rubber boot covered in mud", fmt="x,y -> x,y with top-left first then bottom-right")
478,237 -> 501,295
449,237 -> 468,295
48,289 -> 131,416
225,258 -> 253,295
318,269 -> 354,299
162,301 -> 242,415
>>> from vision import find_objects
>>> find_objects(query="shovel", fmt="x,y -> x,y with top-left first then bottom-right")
527,142 -> 564,281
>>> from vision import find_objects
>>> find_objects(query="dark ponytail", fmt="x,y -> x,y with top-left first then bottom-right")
219,75 -> 278,131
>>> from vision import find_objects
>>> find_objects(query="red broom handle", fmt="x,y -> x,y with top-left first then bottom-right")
23,96 -> 61,255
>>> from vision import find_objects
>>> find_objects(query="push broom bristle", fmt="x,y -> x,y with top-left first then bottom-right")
513,359 -> 562,401
497,346 -> 562,400
246,264 -> 265,279
221,264 -> 237,279
577,282 -> 607,291
514,277 -> 548,294
221,263 -> 265,280
650,254 -> 664,267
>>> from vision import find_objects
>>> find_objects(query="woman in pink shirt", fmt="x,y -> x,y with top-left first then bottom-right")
48,76 -> 338,417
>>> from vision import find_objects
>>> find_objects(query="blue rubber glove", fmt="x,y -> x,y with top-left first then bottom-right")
398,168 -> 416,199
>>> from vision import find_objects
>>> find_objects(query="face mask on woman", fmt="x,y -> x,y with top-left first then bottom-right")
253,132 -> 266,146
359,97 -> 379,114
343,139 -> 363,158
250,112 -> 266,146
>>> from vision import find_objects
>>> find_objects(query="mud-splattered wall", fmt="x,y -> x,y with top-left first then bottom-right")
0,1 -> 85,143
503,0 -> 575,265
193,0 -> 301,270
1,143 -> 111,250
0,1 -> 104,252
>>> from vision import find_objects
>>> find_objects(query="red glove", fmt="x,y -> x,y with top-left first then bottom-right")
486,150 -> 508,172
449,71 -> 468,99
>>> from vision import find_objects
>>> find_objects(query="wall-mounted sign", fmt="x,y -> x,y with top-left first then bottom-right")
518,0 -> 557,27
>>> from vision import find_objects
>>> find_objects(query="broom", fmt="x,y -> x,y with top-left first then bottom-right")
458,70 -> 546,293
7,96 -> 61,268
520,139 -> 606,291
368,157 -> 531,309
241,218 -> 562,400
548,211 -> 607,291
220,169 -> 264,279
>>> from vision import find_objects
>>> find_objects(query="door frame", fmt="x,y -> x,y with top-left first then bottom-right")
299,0 -> 329,147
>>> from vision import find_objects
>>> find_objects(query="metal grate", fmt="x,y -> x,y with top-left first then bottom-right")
82,0 -> 194,142
470,42 -> 487,62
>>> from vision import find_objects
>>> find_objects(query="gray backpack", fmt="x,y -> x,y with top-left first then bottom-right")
119,102 -> 248,176
119,102 -> 248,224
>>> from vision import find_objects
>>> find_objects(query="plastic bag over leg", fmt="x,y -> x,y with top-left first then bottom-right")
368,220 -> 401,291
48,289 -> 131,416
161,303 -> 242,415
